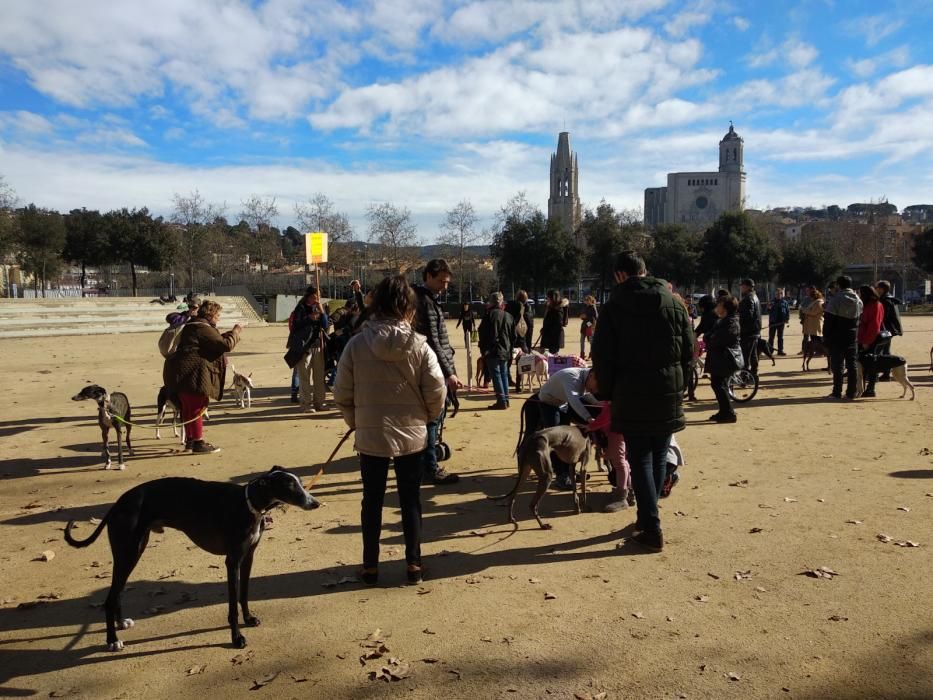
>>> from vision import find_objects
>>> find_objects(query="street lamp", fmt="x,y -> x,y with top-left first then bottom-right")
170,272 -> 175,299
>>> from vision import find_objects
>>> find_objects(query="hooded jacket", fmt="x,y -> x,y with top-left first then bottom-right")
333,318 -> 446,458
591,276 -> 695,436
478,306 -> 515,361
823,288 -> 863,348
879,293 -> 903,336
541,298 -> 569,351
704,312 -> 741,377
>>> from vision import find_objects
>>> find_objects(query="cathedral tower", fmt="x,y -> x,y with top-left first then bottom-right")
548,131 -> 581,236
719,122 -> 744,173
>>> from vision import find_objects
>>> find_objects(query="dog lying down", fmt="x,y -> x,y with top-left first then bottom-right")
65,466 -> 319,651
492,424 -> 590,530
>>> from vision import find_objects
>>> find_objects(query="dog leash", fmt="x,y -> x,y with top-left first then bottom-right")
305,429 -> 354,489
109,406 -> 209,429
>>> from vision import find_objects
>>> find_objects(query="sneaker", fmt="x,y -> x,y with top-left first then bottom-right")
552,474 -> 574,491
428,468 -> 460,485
406,564 -> 424,585
626,489 -> 636,507
183,440 -> 194,452
191,440 -> 221,454
661,471 -> 679,498
604,494 -> 628,512
713,413 -> 737,424
630,530 -> 664,552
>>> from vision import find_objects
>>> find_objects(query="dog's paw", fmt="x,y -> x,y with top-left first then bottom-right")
117,463 -> 126,471
244,615 -> 261,627
103,463 -> 112,470
540,522 -> 553,530
117,618 -> 135,630
107,640 -> 124,652
233,635 -> 248,649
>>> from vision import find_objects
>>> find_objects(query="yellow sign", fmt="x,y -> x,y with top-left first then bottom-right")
305,232 -> 329,264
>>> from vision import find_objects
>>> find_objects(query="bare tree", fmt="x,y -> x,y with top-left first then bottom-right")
171,189 -> 225,294
495,191 -> 537,228
0,175 -> 18,262
239,195 -> 280,298
438,200 -> 484,302
367,202 -> 419,273
295,193 -> 356,282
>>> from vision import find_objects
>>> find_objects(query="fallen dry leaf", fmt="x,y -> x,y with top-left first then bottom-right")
846,519 -> 863,525
877,533 -> 893,543
631,611 -> 644,619
727,672 -> 741,681
800,566 -> 839,580
707,572 -> 721,580
231,652 -> 253,665
186,664 -> 206,676
729,480 -> 749,487
734,570 -> 752,581
34,550 -> 55,562
894,540 -> 921,548
422,628 -> 435,635
783,497 -> 798,503
897,506 -> 911,512
544,592 -> 557,600
695,595 -> 710,603
528,577 -> 541,584
755,586 -> 767,593
250,671 -> 280,690
828,615 -> 848,622
422,658 -> 440,664
749,527 -> 764,534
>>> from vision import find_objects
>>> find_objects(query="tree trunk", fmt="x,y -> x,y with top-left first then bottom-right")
130,261 -> 138,297
81,261 -> 87,291
41,262 -> 46,298
458,246 -> 465,303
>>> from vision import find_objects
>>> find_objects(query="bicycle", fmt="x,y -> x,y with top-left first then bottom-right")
690,340 -> 759,403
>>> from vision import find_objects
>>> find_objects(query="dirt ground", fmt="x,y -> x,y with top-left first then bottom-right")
1,317 -> 931,700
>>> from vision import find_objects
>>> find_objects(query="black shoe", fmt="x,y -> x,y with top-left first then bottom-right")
630,530 -> 664,552
826,393 -> 842,400
290,393 -> 299,404
191,440 -> 221,454
860,389 -> 876,398
777,351 -> 787,356
878,374 -> 891,382
487,401 -> 508,410
406,564 -> 424,585
707,412 -> 723,421
428,468 -> 460,485
359,567 -> 378,585
713,413 -> 737,423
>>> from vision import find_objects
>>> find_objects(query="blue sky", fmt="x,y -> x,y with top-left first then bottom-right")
1,0 -> 931,240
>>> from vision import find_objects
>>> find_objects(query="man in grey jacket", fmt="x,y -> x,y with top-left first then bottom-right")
413,259 -> 461,485
823,275 -> 863,400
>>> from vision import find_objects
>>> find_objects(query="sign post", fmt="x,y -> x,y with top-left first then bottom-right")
305,232 -> 329,292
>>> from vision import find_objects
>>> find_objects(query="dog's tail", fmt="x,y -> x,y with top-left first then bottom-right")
64,514 -> 109,548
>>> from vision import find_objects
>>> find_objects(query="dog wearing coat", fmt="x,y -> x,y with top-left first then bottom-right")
64,466 -> 320,651
494,424 -> 590,529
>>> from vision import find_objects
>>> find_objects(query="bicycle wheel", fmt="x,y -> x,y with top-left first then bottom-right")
728,369 -> 759,402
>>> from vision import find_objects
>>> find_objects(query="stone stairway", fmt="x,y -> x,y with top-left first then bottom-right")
0,296 -> 264,339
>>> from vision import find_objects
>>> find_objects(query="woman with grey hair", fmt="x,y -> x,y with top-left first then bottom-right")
478,291 -> 516,410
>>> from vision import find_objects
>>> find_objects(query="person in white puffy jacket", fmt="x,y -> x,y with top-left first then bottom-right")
333,275 -> 446,586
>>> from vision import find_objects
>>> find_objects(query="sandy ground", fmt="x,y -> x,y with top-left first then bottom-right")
0,317 -> 931,700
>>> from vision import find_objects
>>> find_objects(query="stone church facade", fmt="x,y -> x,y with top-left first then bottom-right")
548,131 -> 582,236
644,124 -> 746,229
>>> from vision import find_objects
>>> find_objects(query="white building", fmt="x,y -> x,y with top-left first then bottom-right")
644,124 -> 746,229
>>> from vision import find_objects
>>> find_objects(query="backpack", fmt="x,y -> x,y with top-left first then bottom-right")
514,302 -> 528,339
158,325 -> 184,358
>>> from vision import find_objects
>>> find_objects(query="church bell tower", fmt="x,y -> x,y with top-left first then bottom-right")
548,131 -> 581,236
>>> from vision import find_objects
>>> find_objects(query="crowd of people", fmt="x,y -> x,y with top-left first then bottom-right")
158,255 -> 909,575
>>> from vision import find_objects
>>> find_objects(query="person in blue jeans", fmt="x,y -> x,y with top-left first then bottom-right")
767,287 -> 790,356
477,291 -> 515,410
413,259 -> 462,485
591,250 -> 694,552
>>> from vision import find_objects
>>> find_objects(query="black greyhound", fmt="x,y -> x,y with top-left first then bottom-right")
71,384 -> 133,470
65,466 -> 320,651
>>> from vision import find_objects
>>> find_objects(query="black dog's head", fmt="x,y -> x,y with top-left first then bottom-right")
72,384 -> 108,403
251,466 -> 320,511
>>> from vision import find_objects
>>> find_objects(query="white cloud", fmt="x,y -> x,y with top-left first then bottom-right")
0,110 -> 55,135
664,11 -> 710,38
845,14 -> 905,47
845,45 -> 910,78
310,28 -> 717,137
732,16 -> 750,31
748,38 -> 818,69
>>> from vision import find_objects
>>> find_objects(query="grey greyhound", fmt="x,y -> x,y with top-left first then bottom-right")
65,466 -> 320,651
493,424 -> 591,529
72,384 -> 133,470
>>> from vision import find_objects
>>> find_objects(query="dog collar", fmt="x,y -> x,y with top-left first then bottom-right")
244,483 -> 261,517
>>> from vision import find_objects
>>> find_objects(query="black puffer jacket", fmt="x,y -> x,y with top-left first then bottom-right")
413,284 -> 456,378
592,276 -> 695,436
704,313 -> 741,377
739,292 -> 761,339
478,307 -> 515,361
879,293 -> 902,336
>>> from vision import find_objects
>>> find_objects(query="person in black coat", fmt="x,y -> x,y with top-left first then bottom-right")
478,292 -> 515,410
704,295 -> 741,423
455,302 -> 475,348
540,290 -> 568,353
875,280 -> 902,381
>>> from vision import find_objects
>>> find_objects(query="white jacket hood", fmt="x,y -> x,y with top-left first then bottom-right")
361,318 -> 423,362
